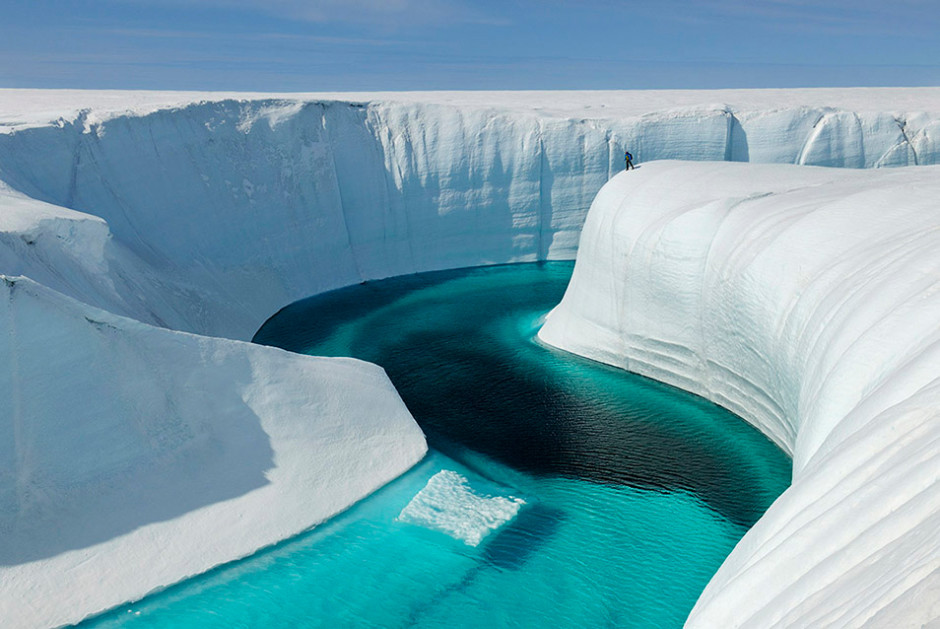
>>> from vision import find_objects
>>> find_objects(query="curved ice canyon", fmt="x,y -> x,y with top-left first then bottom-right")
540,161 -> 940,627
0,88 -> 938,627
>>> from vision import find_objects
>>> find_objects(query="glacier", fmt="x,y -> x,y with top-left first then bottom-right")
0,88 -> 939,626
539,161 -> 940,627
2,88 -> 939,341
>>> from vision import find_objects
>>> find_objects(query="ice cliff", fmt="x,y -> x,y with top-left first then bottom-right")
1,89 -> 938,341
0,88 -> 939,626
539,161 -> 940,627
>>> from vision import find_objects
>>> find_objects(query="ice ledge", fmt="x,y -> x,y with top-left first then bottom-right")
539,161 -> 940,627
0,276 -> 427,628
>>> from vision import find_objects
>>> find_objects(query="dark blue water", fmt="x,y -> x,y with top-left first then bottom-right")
82,262 -> 790,628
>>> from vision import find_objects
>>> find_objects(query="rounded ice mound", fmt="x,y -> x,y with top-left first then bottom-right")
398,470 -> 526,546
0,275 -> 428,628
540,161 -> 940,627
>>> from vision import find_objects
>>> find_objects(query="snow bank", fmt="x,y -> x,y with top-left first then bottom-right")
0,275 -> 426,628
539,161 -> 940,627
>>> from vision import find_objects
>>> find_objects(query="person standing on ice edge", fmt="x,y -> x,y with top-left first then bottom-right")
625,151 -> 635,170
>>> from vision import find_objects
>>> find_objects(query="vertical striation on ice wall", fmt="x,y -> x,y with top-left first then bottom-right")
539,161 -> 940,627
1,91 -> 938,340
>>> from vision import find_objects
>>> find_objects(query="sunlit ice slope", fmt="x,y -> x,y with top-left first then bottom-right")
539,161 -> 940,627
1,88 -> 939,627
0,274 -> 426,628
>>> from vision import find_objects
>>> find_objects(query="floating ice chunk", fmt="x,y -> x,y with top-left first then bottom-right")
398,470 -> 525,546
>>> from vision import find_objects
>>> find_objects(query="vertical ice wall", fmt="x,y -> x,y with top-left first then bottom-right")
539,161 -> 940,627
0,97 -> 938,339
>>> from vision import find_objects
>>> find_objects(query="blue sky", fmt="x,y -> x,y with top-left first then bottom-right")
1,0 -> 938,90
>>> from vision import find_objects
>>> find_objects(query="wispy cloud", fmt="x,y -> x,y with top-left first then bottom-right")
112,0 -> 509,28
532,0 -> 938,36
655,0 -> 939,35
96,26 -> 416,47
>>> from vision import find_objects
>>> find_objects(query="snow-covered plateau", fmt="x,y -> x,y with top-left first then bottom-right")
0,88 -> 939,627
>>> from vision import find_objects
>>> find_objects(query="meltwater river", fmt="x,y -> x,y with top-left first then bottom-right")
83,262 -> 790,628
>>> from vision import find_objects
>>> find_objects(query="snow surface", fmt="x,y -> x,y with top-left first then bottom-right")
0,275 -> 427,628
0,88 -> 939,627
539,161 -> 940,627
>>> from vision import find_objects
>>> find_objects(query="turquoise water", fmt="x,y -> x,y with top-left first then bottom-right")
82,262 -> 790,628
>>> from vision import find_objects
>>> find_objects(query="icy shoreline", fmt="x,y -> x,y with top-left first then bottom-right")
0,89 -> 938,626
0,277 -> 427,628
540,161 -> 940,626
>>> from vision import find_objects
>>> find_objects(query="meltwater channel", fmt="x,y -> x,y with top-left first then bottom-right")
82,262 -> 791,628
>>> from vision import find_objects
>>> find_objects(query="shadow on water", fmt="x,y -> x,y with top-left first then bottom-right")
384,337 -> 774,528
74,262 -> 792,628
482,503 -> 565,570
254,262 -> 791,530
406,503 -> 565,626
